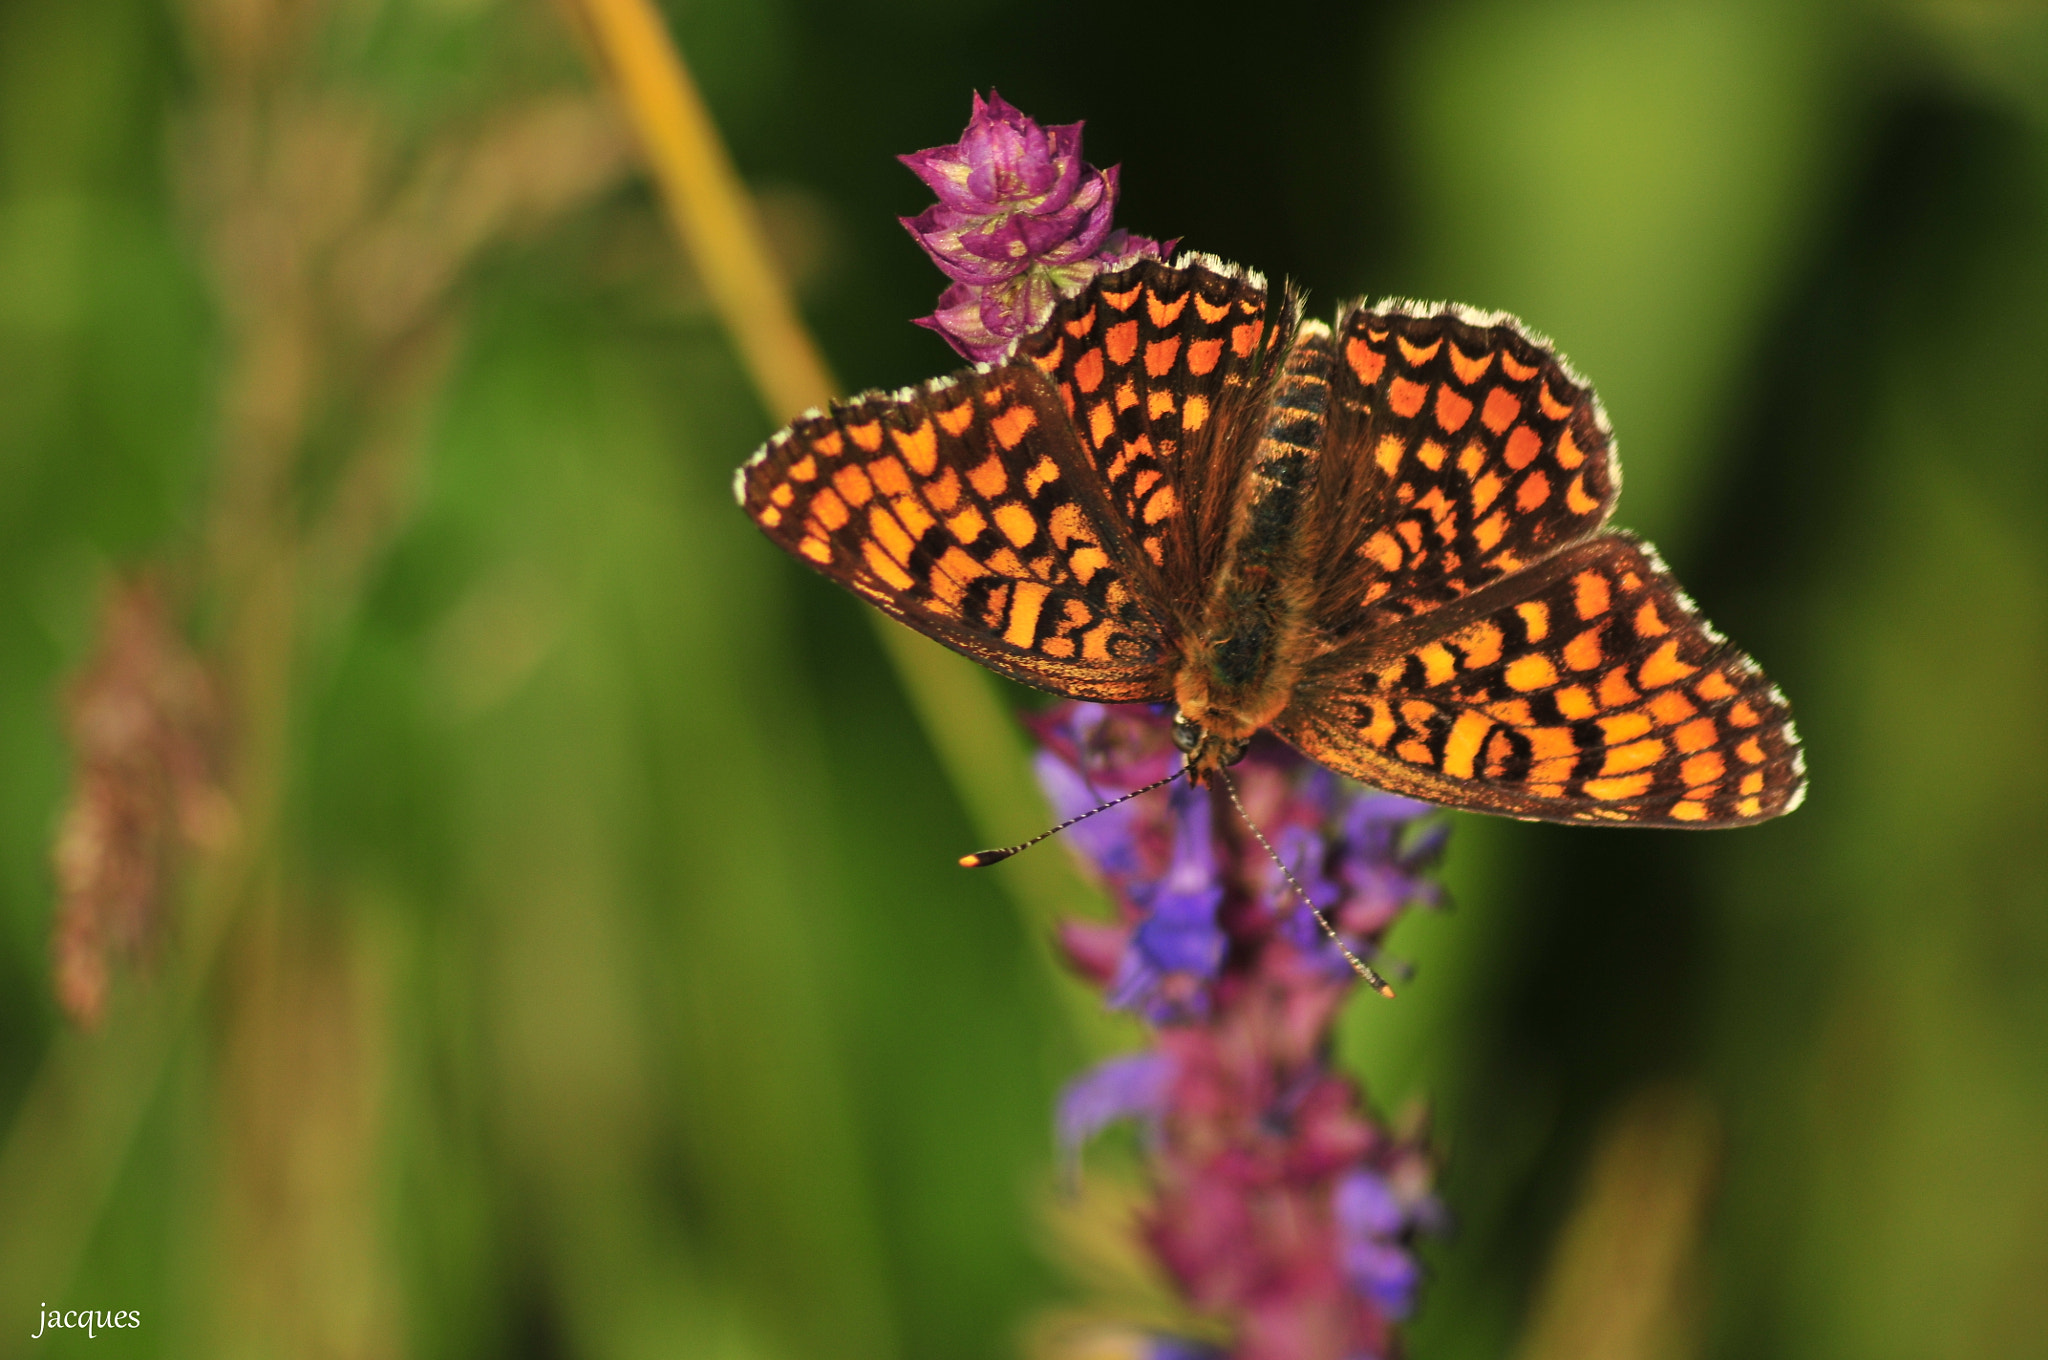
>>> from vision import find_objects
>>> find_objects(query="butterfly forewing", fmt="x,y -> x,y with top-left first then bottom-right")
736,362 -> 1174,701
1277,534 -> 1804,825
1012,256 -> 1287,606
1308,302 -> 1620,652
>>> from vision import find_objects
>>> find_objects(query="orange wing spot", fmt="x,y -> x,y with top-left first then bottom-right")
1516,600 -> 1551,641
993,404 -> 1038,449
1501,352 -> 1538,381
1681,751 -> 1725,786
894,420 -> 940,475
1527,782 -> 1567,800
1529,727 -> 1577,762
1574,570 -> 1611,620
1047,501 -> 1088,546
1418,439 -> 1447,471
1395,519 -> 1425,554
1089,401 -> 1115,447
863,538 -> 915,590
1395,739 -> 1434,766
1456,621 -> 1505,668
1147,289 -> 1189,327
1735,737 -> 1765,765
769,483 -> 795,507
1470,510 -> 1506,551
1104,319 -> 1140,366
833,463 -> 875,506
810,485 -> 851,531
1184,394 -> 1211,431
1400,699 -> 1440,728
1448,342 -> 1494,384
1345,336 -> 1386,385
757,505 -> 783,527
1040,635 -> 1075,658
1638,640 -> 1698,689
1505,653 -> 1560,691
1727,700 -> 1762,727
987,547 -> 1026,578
1375,435 -> 1406,474
1492,550 -> 1525,571
994,502 -> 1038,547
1004,581 -> 1049,647
1583,772 -> 1654,801
1555,426 -> 1588,469
1064,306 -> 1097,337
1599,711 -> 1653,744
925,560 -> 965,610
1599,668 -> 1641,709
1073,347 -> 1106,393
800,535 -> 832,563
1070,544 -> 1110,583
1602,738 -> 1664,776
788,455 -> 818,481
1080,622 -> 1114,661
1634,601 -> 1669,637
868,455 -> 912,498
1442,711 -> 1494,780
937,545 -> 987,581
868,504 -> 915,564
1436,385 -> 1474,432
847,421 -> 884,453
1362,529 -> 1403,571
1457,443 -> 1486,477
1417,642 -> 1457,686
1488,697 -> 1534,725
1389,377 -> 1429,417
893,494 -> 935,540
1556,622 -> 1605,671
1100,283 -> 1141,310
1538,380 -> 1576,420
1555,685 -> 1598,719
1358,700 -> 1397,748
967,454 -> 1007,498
1648,688 -> 1697,724
1565,474 -> 1601,515
811,429 -> 846,457
1363,581 -> 1391,605
1505,425 -> 1542,470
1673,718 -> 1717,753
1483,728 -> 1518,776
1739,770 -> 1764,796
1146,336 -> 1182,377
1029,341 -> 1063,375
926,466 -> 963,513
1397,335 -> 1443,366
1024,457 -> 1059,497
1143,484 -> 1179,525
1668,800 -> 1709,822
1148,389 -> 1177,419
1187,338 -> 1224,376
1481,387 -> 1522,433
1516,469 -> 1552,511
1693,671 -> 1738,701
1193,292 -> 1231,324
1471,469 -> 1506,514
1737,795 -> 1763,817
1231,321 -> 1261,357
1143,538 -> 1164,565
1131,469 -> 1160,499
1116,380 -> 1139,411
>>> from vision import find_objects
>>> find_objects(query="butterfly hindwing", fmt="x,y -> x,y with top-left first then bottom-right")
1307,301 -> 1621,653
736,363 -> 1174,702
1277,534 -> 1805,826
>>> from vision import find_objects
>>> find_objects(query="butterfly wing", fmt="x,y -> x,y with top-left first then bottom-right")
1274,533 -> 1806,826
1011,254 -> 1294,608
1303,300 -> 1620,659
736,360 -> 1175,702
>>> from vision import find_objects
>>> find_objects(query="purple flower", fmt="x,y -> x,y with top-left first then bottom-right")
901,92 -> 1170,360
1056,1050 -> 1176,1167
1333,1171 -> 1429,1320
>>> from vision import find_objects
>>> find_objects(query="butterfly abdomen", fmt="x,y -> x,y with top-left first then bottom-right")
1176,321 -> 1335,745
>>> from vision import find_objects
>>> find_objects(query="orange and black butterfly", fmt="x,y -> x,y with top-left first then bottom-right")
734,254 -> 1804,827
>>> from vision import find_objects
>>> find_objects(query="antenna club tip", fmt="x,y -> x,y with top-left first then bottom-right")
959,848 -> 1012,868
1373,981 -> 1397,1000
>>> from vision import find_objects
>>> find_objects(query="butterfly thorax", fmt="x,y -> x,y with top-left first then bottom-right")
1172,321 -> 1335,780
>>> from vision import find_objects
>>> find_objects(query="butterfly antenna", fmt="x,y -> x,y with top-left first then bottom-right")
960,765 -> 1188,868
1216,770 -> 1396,999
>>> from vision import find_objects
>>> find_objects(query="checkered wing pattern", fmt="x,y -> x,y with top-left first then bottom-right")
1276,534 -> 1805,825
1011,256 -> 1288,602
735,362 -> 1174,701
1306,302 -> 1619,651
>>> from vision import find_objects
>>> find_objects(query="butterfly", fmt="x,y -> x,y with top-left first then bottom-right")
734,254 -> 1804,827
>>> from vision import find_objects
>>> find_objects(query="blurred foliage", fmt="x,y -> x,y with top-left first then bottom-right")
0,1 -> 2044,1359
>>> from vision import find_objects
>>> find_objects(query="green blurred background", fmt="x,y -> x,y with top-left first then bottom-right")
2,0 -> 2046,1357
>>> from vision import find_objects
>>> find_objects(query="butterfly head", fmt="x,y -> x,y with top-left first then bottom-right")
1171,708 -> 1250,785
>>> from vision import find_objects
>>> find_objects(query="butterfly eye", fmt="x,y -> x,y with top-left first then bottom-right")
1170,710 -> 1203,755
